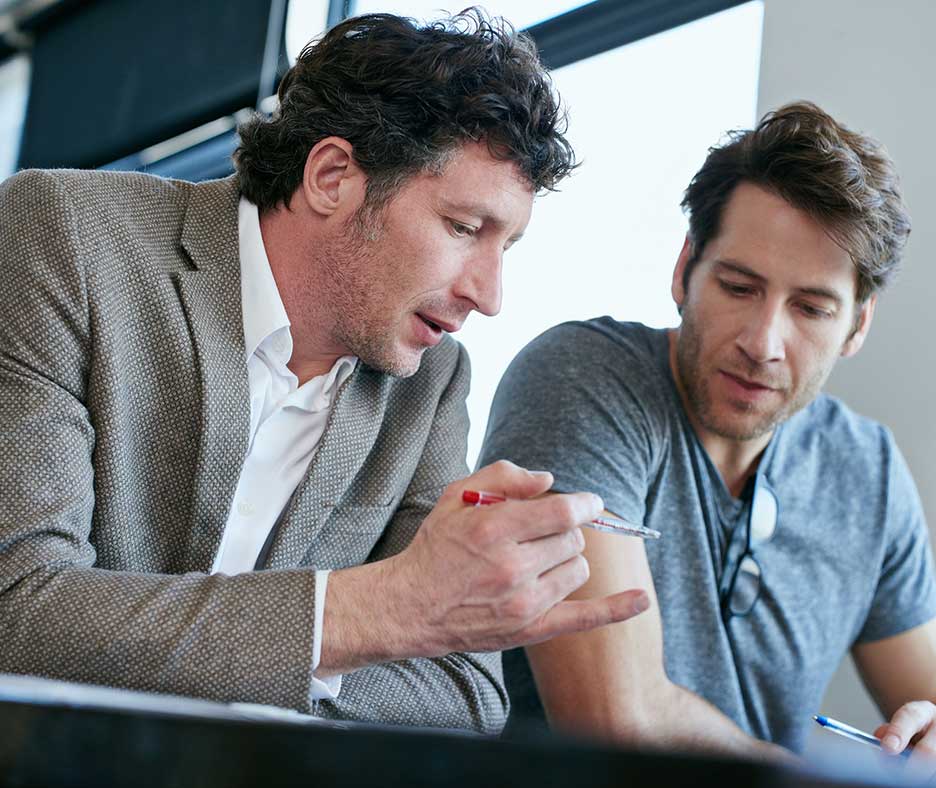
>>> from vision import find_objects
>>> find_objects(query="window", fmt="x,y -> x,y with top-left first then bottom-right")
0,55 -> 30,179
389,2 -> 763,466
285,0 -> 331,62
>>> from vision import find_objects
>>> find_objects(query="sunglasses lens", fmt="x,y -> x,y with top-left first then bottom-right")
750,484 -> 778,544
729,555 -> 761,616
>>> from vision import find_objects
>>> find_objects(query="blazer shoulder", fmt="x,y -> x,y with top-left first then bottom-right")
2,168 -> 193,204
2,169 -> 203,242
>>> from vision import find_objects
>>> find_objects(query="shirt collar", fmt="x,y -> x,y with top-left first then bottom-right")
309,355 -> 358,411
238,197 -> 291,361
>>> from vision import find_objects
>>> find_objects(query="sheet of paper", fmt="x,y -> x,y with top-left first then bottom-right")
0,672 -> 330,726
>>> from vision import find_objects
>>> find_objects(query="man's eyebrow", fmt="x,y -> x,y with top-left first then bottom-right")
713,259 -> 765,281
714,260 -> 844,306
794,285 -> 844,307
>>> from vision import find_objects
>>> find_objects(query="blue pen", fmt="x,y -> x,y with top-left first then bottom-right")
813,715 -> 883,748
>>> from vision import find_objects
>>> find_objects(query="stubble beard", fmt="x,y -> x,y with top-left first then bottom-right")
320,207 -> 422,379
675,305 -> 829,442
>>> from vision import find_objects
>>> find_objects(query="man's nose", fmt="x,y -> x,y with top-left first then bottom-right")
736,301 -> 786,363
457,246 -> 503,317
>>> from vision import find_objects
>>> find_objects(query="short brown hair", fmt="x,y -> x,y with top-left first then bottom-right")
234,9 -> 576,212
680,101 -> 911,303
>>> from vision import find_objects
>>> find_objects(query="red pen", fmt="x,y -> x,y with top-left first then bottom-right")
462,489 -> 661,539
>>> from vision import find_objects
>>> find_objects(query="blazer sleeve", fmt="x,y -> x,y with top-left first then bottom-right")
315,342 -> 510,735
0,171 -> 324,711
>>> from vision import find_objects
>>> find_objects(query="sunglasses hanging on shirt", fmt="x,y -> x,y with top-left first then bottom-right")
719,473 -> 779,620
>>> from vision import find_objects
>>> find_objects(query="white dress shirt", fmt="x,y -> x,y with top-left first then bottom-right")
211,197 -> 355,700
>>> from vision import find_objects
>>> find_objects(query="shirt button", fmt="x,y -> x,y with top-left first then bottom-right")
237,500 -> 255,517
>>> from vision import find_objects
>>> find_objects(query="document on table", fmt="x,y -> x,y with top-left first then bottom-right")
0,672 -> 342,727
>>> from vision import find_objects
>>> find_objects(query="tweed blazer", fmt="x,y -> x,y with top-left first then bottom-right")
0,169 -> 506,733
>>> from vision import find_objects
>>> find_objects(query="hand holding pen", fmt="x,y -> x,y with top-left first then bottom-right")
346,460 -> 650,663
814,714 -> 923,765
874,700 -> 936,760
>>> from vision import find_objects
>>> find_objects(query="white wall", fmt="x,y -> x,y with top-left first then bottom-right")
758,0 -> 936,744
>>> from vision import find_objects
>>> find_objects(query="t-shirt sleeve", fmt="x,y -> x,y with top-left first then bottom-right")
857,432 -> 936,643
476,321 -> 667,526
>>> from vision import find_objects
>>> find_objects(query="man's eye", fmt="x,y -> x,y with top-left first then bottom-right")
449,220 -> 477,238
798,302 -> 832,319
719,280 -> 754,297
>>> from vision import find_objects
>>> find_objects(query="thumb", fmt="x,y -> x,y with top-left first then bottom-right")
874,724 -> 901,754
528,589 -> 651,644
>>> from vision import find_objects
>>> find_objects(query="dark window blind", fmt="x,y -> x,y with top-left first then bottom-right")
18,0 -> 275,170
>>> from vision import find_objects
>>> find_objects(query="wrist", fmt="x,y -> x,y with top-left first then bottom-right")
316,555 -> 426,676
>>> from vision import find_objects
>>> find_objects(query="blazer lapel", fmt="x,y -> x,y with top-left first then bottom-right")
262,363 -> 392,569
173,177 -> 251,570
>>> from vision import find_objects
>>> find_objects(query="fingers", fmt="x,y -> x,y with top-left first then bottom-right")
451,461 -> 605,542
873,722 -> 900,754
512,492 -> 604,541
505,548 -> 649,644
518,529 -> 586,580
879,701 -> 936,756
463,460 -> 554,501
528,590 -> 651,645
470,490 -> 603,544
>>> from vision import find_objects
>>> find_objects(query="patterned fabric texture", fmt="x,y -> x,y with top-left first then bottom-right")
0,169 -> 507,734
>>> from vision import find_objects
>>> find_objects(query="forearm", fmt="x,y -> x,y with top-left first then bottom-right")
533,639 -> 784,760
527,525 -> 789,762
644,681 -> 784,760
0,563 -> 319,710
854,622 -> 936,720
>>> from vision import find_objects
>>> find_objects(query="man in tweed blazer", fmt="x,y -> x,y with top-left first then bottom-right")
0,12 -> 648,732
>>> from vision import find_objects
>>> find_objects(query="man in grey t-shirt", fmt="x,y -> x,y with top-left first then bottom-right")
479,102 -> 936,757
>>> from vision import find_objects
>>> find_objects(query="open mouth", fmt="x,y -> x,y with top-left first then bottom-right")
419,315 -> 442,332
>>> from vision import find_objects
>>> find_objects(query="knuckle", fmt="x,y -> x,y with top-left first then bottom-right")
576,603 -> 603,632
549,556 -> 589,601
503,592 -> 538,623
472,518 -> 498,547
511,552 -> 536,583
492,556 -> 522,593
906,701 -> 930,721
550,496 -> 577,525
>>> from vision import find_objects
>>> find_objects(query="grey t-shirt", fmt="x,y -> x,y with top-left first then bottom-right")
478,319 -> 936,751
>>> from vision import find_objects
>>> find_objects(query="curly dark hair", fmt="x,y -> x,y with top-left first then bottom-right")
681,101 -> 911,303
234,9 -> 576,211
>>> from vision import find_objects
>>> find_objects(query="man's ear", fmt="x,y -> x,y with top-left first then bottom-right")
300,137 -> 366,217
671,235 -> 694,309
841,294 -> 877,358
